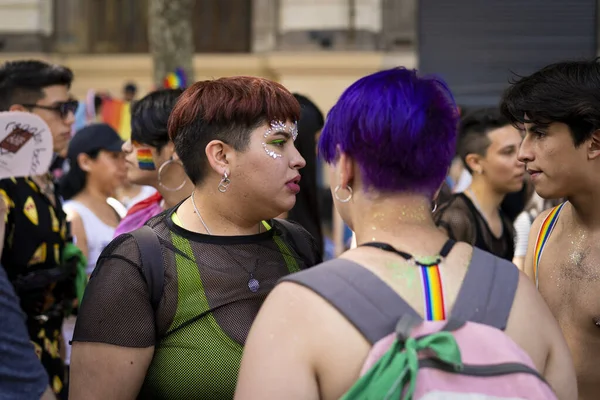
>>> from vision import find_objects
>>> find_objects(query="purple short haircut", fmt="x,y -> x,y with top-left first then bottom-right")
318,67 -> 459,196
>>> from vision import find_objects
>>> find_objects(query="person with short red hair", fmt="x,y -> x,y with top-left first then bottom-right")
69,76 -> 322,399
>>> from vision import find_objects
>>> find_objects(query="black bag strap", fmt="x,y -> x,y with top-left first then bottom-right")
276,218 -> 322,267
130,225 -> 164,311
280,247 -> 519,344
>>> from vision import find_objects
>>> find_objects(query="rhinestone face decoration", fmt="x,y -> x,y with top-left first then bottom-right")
261,120 -> 298,159
262,142 -> 282,159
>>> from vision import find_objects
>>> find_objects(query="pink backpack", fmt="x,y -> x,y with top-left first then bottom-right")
283,248 -> 558,399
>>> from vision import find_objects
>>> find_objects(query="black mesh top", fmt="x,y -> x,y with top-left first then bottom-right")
434,193 -> 515,261
72,208 -> 321,399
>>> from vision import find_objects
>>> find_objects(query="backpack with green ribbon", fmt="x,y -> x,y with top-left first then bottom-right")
342,315 -> 463,400
282,251 -> 558,399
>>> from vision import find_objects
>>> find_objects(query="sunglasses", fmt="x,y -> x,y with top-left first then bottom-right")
21,100 -> 79,119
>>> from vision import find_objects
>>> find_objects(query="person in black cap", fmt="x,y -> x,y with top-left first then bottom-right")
59,123 -> 127,370
60,123 -> 127,271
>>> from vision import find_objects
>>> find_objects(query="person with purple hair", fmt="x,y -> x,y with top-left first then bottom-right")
235,68 -> 576,400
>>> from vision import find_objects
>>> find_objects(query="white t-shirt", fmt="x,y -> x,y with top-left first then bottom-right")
453,169 -> 473,193
63,200 -> 116,275
513,211 -> 533,258
120,185 -> 157,210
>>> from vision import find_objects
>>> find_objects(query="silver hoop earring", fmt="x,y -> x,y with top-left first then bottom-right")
334,185 -> 353,203
432,201 -> 438,213
218,171 -> 231,193
157,159 -> 187,192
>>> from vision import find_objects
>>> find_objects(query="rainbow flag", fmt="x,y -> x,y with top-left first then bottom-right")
136,148 -> 155,170
101,98 -> 131,141
163,67 -> 187,89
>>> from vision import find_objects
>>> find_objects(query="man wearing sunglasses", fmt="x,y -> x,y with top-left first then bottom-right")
0,59 -> 77,399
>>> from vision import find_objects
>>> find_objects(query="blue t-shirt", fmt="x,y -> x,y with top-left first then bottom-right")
0,264 -> 48,399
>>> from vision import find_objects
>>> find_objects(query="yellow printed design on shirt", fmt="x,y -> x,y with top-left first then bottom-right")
25,178 -> 39,192
31,341 -> 42,359
49,206 -> 59,232
60,221 -> 67,240
28,243 -> 47,266
54,244 -> 60,264
44,337 -> 59,359
53,375 -> 63,394
0,189 -> 14,221
23,196 -> 38,225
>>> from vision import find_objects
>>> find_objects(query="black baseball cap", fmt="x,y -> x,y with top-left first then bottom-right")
67,123 -> 124,160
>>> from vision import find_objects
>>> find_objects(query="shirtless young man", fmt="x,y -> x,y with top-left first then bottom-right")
501,59 -> 600,400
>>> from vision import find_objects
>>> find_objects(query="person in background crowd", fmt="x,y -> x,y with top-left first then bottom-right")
123,82 -> 137,102
235,67 -> 575,400
0,59 -> 80,398
60,123 -> 126,373
434,108 -> 525,260
70,76 -> 322,399
283,93 -> 324,255
501,58 -> 600,400
61,124 -> 127,276
115,88 -> 191,237
115,181 -> 157,210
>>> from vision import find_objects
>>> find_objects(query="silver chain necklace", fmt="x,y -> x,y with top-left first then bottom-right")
191,191 -> 212,234
190,191 -> 261,292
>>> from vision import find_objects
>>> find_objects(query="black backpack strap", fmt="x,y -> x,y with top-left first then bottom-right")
280,259 -> 420,344
450,248 -> 519,331
276,218 -> 322,267
130,225 -> 164,311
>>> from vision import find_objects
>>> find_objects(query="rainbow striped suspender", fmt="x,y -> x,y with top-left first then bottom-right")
421,264 -> 446,321
359,240 -> 452,321
533,203 -> 566,289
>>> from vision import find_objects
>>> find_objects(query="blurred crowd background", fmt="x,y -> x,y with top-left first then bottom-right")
0,0 -> 596,258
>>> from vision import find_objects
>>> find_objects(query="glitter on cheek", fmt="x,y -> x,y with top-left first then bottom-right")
262,142 -> 282,159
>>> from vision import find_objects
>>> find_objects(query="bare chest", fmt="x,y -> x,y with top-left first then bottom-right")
537,233 -> 600,327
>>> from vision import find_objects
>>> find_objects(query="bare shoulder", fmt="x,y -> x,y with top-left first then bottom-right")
259,280 -> 333,326
65,208 -> 81,223
530,202 -> 569,235
67,210 -> 86,246
505,270 -> 561,368
255,278 -> 366,355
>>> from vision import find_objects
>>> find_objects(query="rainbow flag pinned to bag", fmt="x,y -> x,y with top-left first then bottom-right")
163,67 -> 187,89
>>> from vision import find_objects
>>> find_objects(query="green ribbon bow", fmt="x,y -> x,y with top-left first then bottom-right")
342,331 -> 463,400
62,242 -> 88,309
